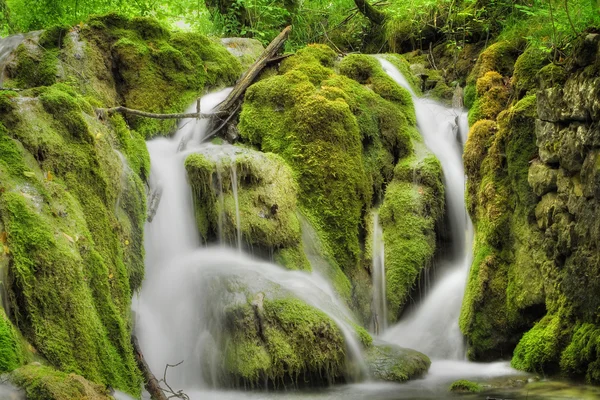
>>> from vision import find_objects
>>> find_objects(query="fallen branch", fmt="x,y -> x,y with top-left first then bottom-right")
95,106 -> 223,121
0,87 -> 22,92
93,26 -> 292,137
131,336 -> 168,400
217,25 -> 292,113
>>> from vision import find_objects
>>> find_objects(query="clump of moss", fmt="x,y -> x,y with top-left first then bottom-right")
11,364 -> 111,400
5,41 -> 59,88
222,297 -> 347,388
511,47 -> 550,97
186,147 -> 309,270
84,14 -> 242,138
560,323 -> 600,384
468,40 -> 522,84
239,47 -> 417,275
449,379 -> 482,393
380,152 -> 444,321
511,313 -> 567,374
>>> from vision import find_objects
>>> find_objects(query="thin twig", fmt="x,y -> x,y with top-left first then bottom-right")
204,102 -> 242,140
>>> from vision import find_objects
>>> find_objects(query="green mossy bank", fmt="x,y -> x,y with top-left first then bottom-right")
460,33 -> 600,384
0,13 -> 242,396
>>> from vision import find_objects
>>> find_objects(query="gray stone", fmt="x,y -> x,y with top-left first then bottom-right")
528,160 -> 558,196
365,342 -> 430,382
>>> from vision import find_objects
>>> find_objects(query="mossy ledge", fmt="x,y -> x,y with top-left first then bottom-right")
0,13 -> 244,396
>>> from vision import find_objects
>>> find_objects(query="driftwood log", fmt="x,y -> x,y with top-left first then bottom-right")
95,26 -> 292,127
132,336 -> 168,400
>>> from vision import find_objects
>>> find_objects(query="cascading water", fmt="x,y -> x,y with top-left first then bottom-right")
371,212 -> 387,334
135,89 -> 367,395
377,57 -> 474,360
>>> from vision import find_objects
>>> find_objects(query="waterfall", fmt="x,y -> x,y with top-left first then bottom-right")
377,57 -> 474,360
371,212 -> 387,334
135,89 -> 367,392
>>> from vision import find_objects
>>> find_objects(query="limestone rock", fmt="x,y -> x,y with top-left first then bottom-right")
365,342 -> 430,382
528,160 -> 558,197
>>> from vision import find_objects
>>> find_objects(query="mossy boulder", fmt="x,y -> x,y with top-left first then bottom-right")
196,265 -> 370,389
185,145 -> 309,270
365,342 -> 430,382
239,46 -> 417,276
221,297 -> 349,388
380,150 -> 445,321
11,364 -> 111,400
449,379 -> 482,393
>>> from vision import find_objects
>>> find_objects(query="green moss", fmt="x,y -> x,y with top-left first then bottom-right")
7,43 -> 58,88
512,47 -> 549,96
380,152 -> 444,321
77,14 -> 243,138
511,314 -> 566,373
186,148 -> 309,270
39,25 -> 71,49
11,364 -> 111,400
537,63 -> 568,89
378,53 -> 422,95
449,379 -> 482,393
222,297 -> 347,387
462,93 -> 543,361
468,40 -> 522,84
0,308 -> 26,372
0,87 -> 145,394
239,47 -> 417,274
560,323 -> 600,384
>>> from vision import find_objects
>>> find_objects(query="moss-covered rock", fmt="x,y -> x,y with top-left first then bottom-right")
511,47 -> 549,97
3,14 -> 242,140
380,151 -> 445,322
461,95 -> 543,360
449,379 -> 482,393
365,343 -> 430,382
185,145 -> 309,270
0,84 -> 144,394
222,297 -> 349,388
239,46 -> 416,276
11,364 -> 111,400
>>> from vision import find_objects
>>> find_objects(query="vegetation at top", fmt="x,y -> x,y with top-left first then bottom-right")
1,0 -> 598,54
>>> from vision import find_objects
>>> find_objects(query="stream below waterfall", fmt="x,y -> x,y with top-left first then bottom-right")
125,63 -> 596,400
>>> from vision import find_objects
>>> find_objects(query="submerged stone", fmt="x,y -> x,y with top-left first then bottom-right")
365,342 -> 430,382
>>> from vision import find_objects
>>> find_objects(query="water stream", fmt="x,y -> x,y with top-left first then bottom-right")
134,64 -> 525,398
135,88 -> 367,395
377,57 -> 473,360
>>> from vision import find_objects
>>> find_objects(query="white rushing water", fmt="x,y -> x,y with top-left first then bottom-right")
377,57 -> 474,360
371,212 -> 387,334
135,88 -> 367,394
